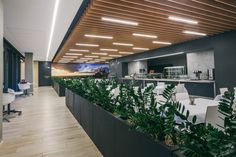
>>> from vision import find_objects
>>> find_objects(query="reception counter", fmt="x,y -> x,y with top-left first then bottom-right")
121,77 -> 216,98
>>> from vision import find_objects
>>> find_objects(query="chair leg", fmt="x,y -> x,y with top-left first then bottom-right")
7,104 -> 22,116
3,117 -> 10,122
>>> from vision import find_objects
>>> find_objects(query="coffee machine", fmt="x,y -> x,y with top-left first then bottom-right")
208,68 -> 215,80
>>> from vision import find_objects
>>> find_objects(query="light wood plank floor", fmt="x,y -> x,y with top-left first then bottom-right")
0,87 -> 102,157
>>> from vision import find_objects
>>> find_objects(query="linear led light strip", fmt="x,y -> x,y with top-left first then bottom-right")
183,30 -> 207,36
92,52 -> 108,55
84,55 -> 99,58
109,55 -> 122,57
101,17 -> 138,26
132,33 -> 157,38
119,51 -> 134,54
133,47 -> 150,51
113,42 -> 134,46
101,57 -> 113,59
46,0 -> 60,61
84,34 -> 113,39
65,53 -> 82,56
76,43 -> 99,47
100,48 -> 118,52
63,56 -> 78,58
152,41 -> 172,45
168,16 -> 198,25
134,52 -> 185,61
69,49 -> 89,52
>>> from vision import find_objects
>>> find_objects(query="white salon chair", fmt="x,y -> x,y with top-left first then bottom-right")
219,88 -> 228,95
3,93 -> 16,122
8,88 -> 24,97
205,106 -> 224,130
154,82 -> 165,95
18,83 -> 31,96
176,84 -> 188,93
175,92 -> 190,101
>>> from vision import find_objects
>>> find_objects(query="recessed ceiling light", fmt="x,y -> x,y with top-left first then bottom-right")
119,51 -> 134,54
101,57 -> 113,59
132,33 -> 157,38
69,49 -> 89,52
63,56 -> 78,58
133,47 -> 150,51
100,48 -> 118,52
113,42 -> 134,46
76,43 -> 99,47
58,61 -> 69,63
152,41 -> 172,45
76,59 -> 88,62
183,30 -> 207,36
84,55 -> 99,58
168,16 -> 198,25
80,58 -> 93,60
94,59 -> 106,61
65,53 -> 83,56
92,52 -> 108,55
84,34 -> 113,39
87,61 -> 99,63
109,55 -> 122,57
101,17 -> 138,26
134,52 -> 185,61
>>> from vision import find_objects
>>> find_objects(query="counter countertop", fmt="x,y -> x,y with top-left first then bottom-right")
121,77 -> 215,83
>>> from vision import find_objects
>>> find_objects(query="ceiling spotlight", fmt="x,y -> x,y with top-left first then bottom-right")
183,30 -> 207,36
76,43 -> 99,47
132,33 -> 157,38
168,16 -> 198,25
100,48 -> 118,52
152,41 -> 172,45
84,34 -> 113,39
101,17 -> 138,26
69,49 -> 89,52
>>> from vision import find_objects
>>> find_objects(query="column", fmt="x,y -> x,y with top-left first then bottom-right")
25,52 -> 34,93
0,0 -> 4,142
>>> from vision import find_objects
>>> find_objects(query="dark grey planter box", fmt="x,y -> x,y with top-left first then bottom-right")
114,117 -> 175,157
66,92 -> 184,157
65,88 -> 74,113
93,105 -> 116,157
52,81 -> 65,97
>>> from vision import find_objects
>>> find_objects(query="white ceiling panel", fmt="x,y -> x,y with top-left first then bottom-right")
3,0 -> 83,61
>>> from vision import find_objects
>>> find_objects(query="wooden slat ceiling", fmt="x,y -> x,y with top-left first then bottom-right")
53,0 -> 236,63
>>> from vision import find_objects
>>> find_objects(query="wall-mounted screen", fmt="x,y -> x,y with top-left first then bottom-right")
52,63 -> 109,77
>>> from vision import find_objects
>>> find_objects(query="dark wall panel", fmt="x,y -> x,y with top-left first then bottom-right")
3,39 -> 24,92
115,30 -> 236,93
38,61 -> 52,86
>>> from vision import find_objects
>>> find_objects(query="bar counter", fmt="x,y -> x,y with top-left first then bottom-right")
121,77 -> 216,98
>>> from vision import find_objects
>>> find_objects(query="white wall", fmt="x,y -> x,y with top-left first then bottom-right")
187,50 -> 215,79
0,0 -> 3,142
128,60 -> 147,75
